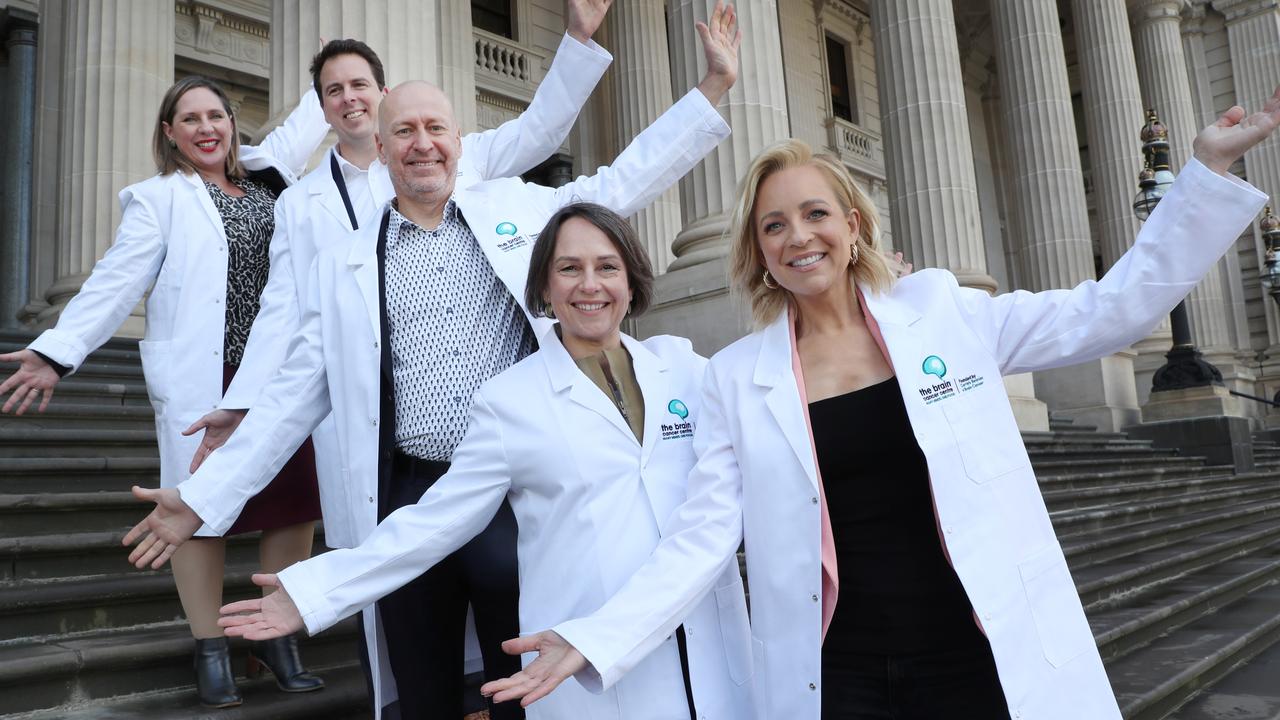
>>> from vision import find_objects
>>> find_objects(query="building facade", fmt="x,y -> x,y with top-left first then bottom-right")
1,0 -> 1278,432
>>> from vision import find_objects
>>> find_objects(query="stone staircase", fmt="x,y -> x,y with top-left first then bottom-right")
3,330 -> 1280,718
0,331 -> 368,719
1035,417 -> 1280,720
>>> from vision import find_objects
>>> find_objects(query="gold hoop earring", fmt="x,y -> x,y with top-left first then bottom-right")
168,138 -> 177,148
543,302 -> 556,319
762,269 -> 779,290
849,242 -> 860,267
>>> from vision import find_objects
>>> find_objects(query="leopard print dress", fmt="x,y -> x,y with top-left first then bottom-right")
204,177 -> 275,366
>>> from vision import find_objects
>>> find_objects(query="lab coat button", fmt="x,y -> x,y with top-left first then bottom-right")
811,594 -> 819,603
370,418 -> 378,427
810,496 -> 819,505
945,525 -> 954,534
808,682 -> 816,691
368,496 -> 374,503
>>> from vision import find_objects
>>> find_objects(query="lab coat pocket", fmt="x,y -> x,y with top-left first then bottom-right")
1019,544 -> 1094,668
715,579 -> 754,685
940,394 -> 1027,483
137,340 -> 171,416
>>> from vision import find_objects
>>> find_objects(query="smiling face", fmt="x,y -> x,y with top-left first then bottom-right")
544,216 -> 633,359
376,82 -> 462,203
162,87 -> 235,182
753,164 -> 861,305
318,53 -> 384,147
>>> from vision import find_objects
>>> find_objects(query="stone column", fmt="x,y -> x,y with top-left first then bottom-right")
869,0 -> 997,292
606,1 -> 682,273
993,0 -> 1141,431
666,0 -> 789,270
1130,0 -> 1239,403
0,12 -> 37,329
270,1 -> 475,130
37,0 -> 174,331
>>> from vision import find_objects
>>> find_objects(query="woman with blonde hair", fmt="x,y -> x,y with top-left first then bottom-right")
0,75 -> 329,707
477,89 -> 1280,719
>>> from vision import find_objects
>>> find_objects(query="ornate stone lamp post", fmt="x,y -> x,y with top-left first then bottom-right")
1133,109 -> 1224,391
1260,206 -> 1280,308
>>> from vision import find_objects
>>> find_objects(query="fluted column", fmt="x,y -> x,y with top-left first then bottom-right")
870,0 -> 996,292
1130,0 -> 1235,355
270,1 -> 476,130
992,0 -> 1096,290
607,1 -> 681,273
1,13 -> 37,328
40,0 -> 173,324
667,0 -> 789,270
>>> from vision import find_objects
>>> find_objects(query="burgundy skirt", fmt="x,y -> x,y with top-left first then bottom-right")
222,363 -> 322,535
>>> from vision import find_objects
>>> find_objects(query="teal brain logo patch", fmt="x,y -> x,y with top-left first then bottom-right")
922,355 -> 947,379
667,399 -> 689,420
495,222 -> 517,236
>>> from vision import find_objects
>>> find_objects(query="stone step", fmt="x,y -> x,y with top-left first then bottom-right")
0,428 -> 157,458
0,457 -> 159,494
0,529 -> 303,582
1090,548 -> 1280,662
1107,580 -> 1280,720
1032,455 -> 1211,476
0,619 -> 361,716
1026,445 -> 1184,462
1037,465 -> 1230,492
0,403 -> 155,431
1165,630 -> 1280,719
1061,499 -> 1280,568
0,568 -> 272,641
1051,483 -> 1280,538
1072,514 -> 1280,611
1,662 -> 369,720
0,492 -> 145,536
6,380 -> 151,409
1042,473 -> 1255,513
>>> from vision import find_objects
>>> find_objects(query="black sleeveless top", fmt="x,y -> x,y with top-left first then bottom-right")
809,376 -> 989,656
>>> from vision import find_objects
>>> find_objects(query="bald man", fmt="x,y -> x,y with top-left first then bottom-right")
127,4 -> 742,717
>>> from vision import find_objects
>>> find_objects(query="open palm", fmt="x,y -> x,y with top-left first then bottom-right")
1193,86 -> 1280,174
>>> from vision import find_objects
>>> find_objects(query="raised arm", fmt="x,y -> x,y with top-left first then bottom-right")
482,361 -> 744,706
462,0 -> 613,181
218,392 -> 515,638
251,89 -> 330,179
959,90 -> 1279,376
537,0 -> 739,218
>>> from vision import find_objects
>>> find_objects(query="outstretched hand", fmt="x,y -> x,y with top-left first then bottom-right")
182,408 -> 247,473
219,574 -> 305,640
1193,86 -> 1280,175
566,0 -> 611,44
0,349 -> 61,415
479,630 -> 587,707
695,1 -> 742,106
123,485 -> 204,569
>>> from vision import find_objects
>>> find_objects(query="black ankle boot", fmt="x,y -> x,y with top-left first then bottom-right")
194,637 -> 243,708
248,634 -> 325,693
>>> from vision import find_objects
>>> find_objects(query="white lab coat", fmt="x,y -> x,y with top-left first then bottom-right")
27,91 -> 329,516
276,331 -> 754,719
553,157 -> 1269,720
220,33 -> 614,550
176,86 -> 732,716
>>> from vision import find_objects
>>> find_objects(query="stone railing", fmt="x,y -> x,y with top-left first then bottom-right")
825,116 -> 884,179
474,29 -> 547,101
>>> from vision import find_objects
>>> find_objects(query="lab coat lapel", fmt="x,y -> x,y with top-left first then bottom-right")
858,284 -> 924,377
315,149 -> 356,231
180,171 -> 227,240
540,327 -> 637,444
623,334 -> 669,469
755,309 -> 820,492
347,207 -> 387,342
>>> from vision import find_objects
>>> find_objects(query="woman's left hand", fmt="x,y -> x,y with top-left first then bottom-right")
1193,86 -> 1280,175
480,630 -> 587,707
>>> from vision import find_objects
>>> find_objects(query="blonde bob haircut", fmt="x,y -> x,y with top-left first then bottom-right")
727,139 -> 893,328
151,76 -> 244,179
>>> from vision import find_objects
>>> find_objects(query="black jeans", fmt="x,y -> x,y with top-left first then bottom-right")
821,644 -> 1011,719
376,452 -> 524,720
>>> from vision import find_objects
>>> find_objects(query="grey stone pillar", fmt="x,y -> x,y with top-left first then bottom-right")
39,0 -> 174,331
994,0 -> 1141,431
0,11 -> 36,329
606,0 -> 682,273
667,0 -> 789,269
870,0 -> 996,292
270,1 -> 476,130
